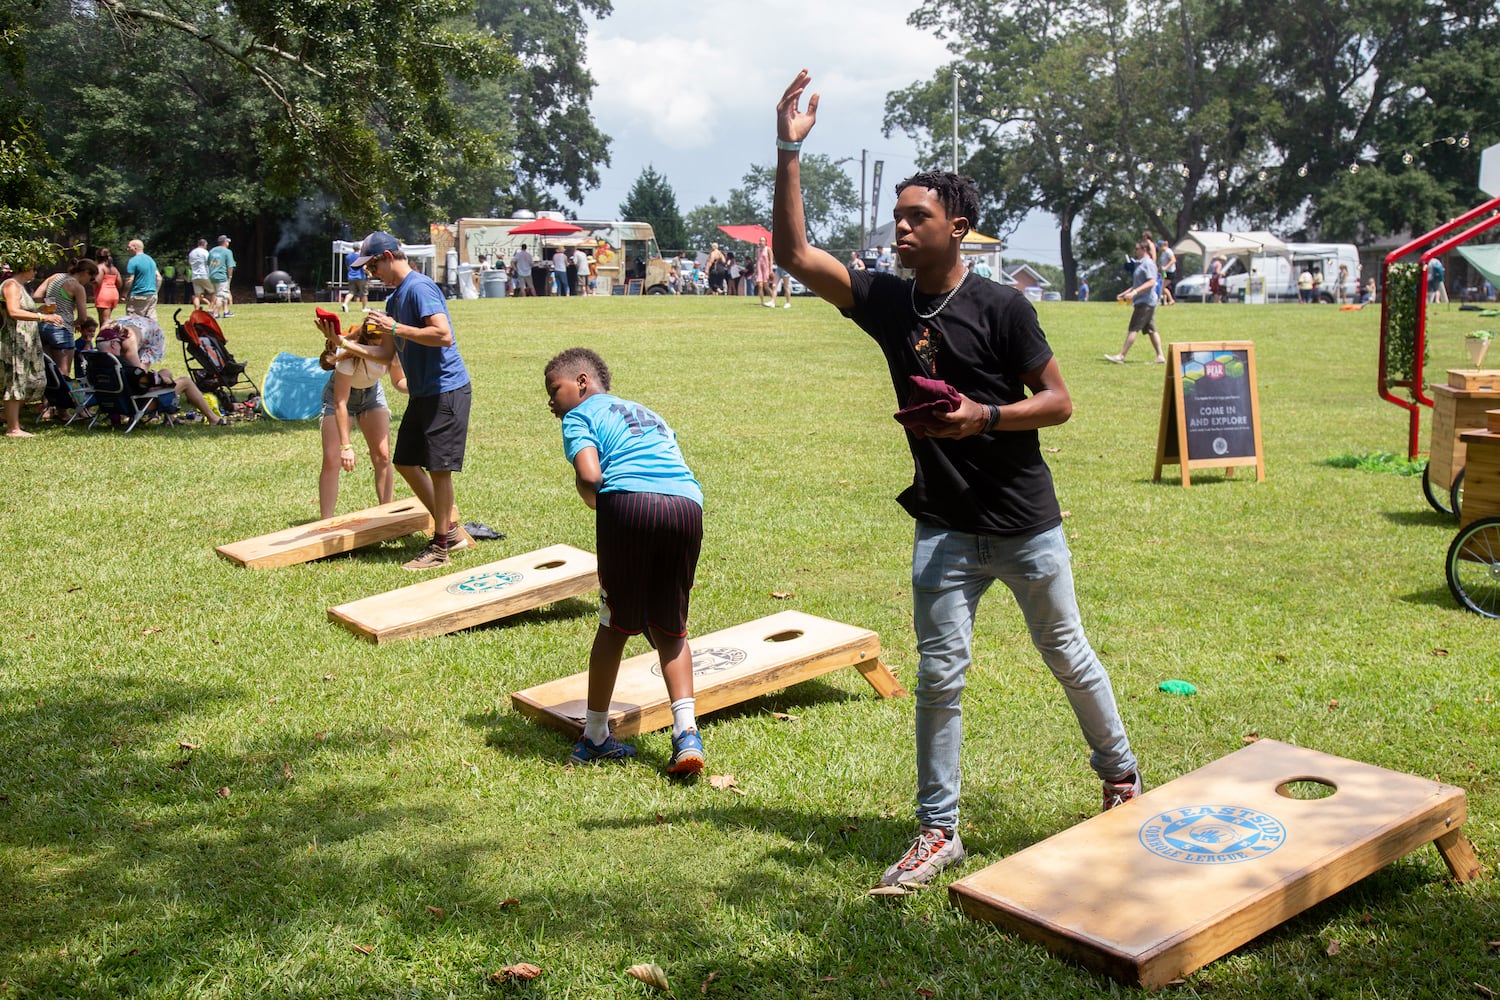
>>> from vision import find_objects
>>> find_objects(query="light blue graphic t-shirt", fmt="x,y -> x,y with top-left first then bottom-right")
561,392 -> 702,505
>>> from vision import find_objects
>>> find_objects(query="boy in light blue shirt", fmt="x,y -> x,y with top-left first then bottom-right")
545,347 -> 706,776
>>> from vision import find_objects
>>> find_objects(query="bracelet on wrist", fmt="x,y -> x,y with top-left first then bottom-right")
990,404 -> 1002,431
775,138 -> 802,152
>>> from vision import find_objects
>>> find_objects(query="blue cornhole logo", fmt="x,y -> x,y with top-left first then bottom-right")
1139,805 -> 1287,865
445,570 -> 524,596
651,646 -> 747,678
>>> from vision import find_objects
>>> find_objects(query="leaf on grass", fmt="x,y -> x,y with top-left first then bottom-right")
491,962 -> 542,982
700,970 -> 719,993
1060,510 -> 1071,519
1047,446 -> 1061,453
771,712 -> 799,723
1325,939 -> 1341,956
770,590 -> 794,600
1486,939 -> 1500,953
1328,699 -> 1339,710
322,673 -> 336,681
839,824 -> 859,834
216,787 -> 230,799
499,897 -> 520,909
627,962 -> 671,992
1474,984 -> 1495,999
282,763 -> 294,781
1242,733 -> 1260,744
655,813 -> 667,825
708,774 -> 746,795
1431,648 -> 1449,657
425,905 -> 445,919
351,943 -> 373,955
314,731 -> 329,742
178,741 -> 201,751
66,585 -> 82,592
917,989 -> 937,999
139,627 -> 162,636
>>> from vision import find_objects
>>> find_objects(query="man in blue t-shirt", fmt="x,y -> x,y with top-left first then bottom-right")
544,346 -> 706,777
124,239 -> 161,321
344,232 -> 472,571
340,250 -> 369,313
207,236 -> 236,318
1105,240 -> 1163,363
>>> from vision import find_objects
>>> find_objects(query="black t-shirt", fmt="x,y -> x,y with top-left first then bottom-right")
844,267 -> 1062,536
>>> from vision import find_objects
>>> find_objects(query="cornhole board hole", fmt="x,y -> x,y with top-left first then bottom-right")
511,609 -> 905,738
327,543 -> 598,644
217,499 -> 471,569
948,739 -> 1480,990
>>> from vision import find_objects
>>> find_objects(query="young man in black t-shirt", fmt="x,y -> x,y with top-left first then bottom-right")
772,69 -> 1142,894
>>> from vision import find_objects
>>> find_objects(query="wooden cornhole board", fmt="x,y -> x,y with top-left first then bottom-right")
511,609 -> 905,738
327,543 -> 597,644
216,499 -> 471,569
948,739 -> 1480,990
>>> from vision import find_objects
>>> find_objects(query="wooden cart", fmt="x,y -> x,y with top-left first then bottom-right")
1424,370 -> 1500,517
1445,407 -> 1500,616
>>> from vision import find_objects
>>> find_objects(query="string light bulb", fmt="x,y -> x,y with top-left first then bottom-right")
1460,134 -> 1471,148
1297,166 -> 1308,177
1349,163 -> 1360,173
1402,151 -> 1413,164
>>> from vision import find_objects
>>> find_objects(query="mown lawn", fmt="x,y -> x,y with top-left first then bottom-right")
1,292 -> 1495,998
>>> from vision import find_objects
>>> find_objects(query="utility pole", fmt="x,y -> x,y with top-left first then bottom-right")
952,72 -> 961,173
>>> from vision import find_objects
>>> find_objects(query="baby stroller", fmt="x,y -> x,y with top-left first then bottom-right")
174,308 -> 260,418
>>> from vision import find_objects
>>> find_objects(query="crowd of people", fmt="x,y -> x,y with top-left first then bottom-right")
0,236 -> 243,435
457,242 -> 603,298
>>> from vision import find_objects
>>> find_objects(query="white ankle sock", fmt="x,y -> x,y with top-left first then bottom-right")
670,697 -> 697,738
583,709 -> 611,744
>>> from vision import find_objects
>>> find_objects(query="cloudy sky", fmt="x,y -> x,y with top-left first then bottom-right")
571,0 -> 1064,264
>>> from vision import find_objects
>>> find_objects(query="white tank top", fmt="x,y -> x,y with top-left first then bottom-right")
336,355 -> 387,390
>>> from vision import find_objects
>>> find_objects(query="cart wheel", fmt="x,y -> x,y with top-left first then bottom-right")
1446,516 -> 1500,618
1422,463 -> 1454,515
1449,467 -> 1465,520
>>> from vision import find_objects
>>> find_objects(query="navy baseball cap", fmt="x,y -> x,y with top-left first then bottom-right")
351,232 -> 400,268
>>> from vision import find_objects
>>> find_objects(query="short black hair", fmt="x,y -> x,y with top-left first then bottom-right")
545,347 -> 612,391
895,171 -> 980,233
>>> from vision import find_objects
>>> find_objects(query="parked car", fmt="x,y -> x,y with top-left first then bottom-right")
1174,273 -> 1211,299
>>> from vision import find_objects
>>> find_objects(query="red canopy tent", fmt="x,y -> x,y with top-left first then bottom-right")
509,218 -> 586,237
717,224 -> 773,246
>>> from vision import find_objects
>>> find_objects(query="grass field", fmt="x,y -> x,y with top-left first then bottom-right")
1,292 -> 1496,998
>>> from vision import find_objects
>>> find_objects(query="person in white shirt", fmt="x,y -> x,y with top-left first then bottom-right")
187,239 -> 212,310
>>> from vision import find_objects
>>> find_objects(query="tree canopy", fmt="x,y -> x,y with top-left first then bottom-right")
617,164 -> 686,253
885,0 -> 1500,296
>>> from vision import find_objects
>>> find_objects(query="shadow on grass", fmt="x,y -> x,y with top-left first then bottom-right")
6,672 -> 1494,997
471,679 -> 866,766
1381,508 -> 1460,527
0,672 -> 495,995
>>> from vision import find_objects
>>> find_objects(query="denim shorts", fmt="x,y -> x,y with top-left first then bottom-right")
39,322 -> 73,351
321,379 -> 388,418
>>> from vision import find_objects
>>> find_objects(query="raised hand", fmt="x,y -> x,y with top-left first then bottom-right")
777,69 -> 820,145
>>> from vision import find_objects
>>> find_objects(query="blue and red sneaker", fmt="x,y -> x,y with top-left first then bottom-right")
568,733 -> 637,765
666,728 -> 705,777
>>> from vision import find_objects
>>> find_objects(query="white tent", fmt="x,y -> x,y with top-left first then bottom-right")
1173,230 -> 1291,261
331,240 -> 437,284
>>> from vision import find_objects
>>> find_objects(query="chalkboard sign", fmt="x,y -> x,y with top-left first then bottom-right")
1154,341 -> 1266,487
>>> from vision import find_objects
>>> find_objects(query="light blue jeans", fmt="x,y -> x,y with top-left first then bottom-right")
911,521 -> 1137,831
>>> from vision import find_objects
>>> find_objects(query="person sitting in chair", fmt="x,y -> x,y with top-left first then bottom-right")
94,325 -> 227,425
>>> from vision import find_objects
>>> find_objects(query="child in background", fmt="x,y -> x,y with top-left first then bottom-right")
544,347 -> 706,776
315,309 -> 407,518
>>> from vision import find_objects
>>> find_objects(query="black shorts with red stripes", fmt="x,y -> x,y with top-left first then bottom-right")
595,491 -> 703,637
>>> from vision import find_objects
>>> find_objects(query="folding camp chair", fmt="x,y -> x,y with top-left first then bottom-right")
36,353 -> 94,428
78,350 -> 179,434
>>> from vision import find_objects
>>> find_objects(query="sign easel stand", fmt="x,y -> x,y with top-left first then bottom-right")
1154,341 -> 1266,487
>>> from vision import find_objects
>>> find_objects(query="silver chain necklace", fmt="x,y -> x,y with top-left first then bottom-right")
910,270 -> 968,320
